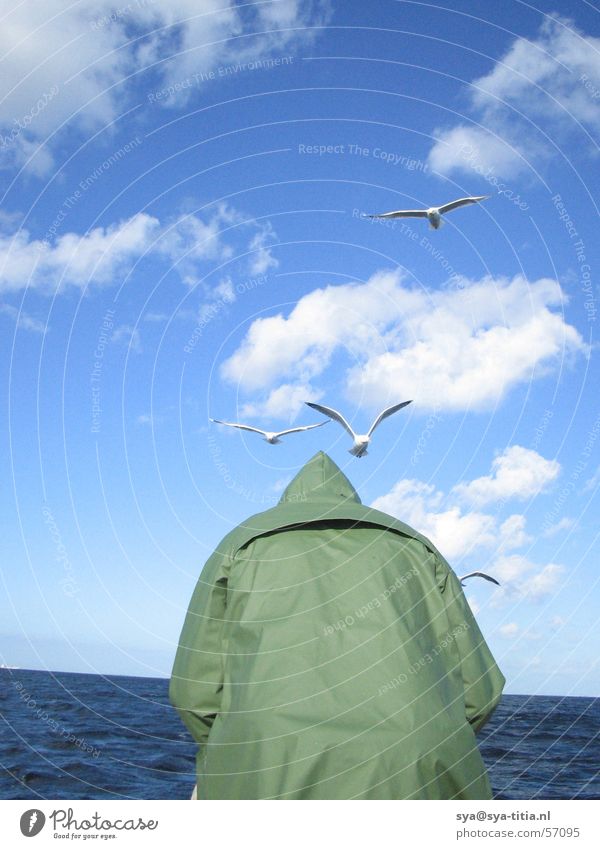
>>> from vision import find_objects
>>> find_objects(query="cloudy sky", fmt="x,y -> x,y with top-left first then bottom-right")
1,0 -> 598,696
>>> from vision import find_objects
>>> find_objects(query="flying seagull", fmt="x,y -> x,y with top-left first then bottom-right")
210,418 -> 329,444
304,400 -> 412,457
459,572 -> 500,587
366,195 -> 489,229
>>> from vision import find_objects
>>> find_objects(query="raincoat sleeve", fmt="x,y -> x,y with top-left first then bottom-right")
169,549 -> 229,745
436,555 -> 505,733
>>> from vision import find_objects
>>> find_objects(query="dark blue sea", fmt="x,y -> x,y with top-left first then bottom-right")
0,669 -> 598,800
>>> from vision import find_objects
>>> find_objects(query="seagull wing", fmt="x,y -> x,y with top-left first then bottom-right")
367,400 -> 413,437
275,420 -> 330,438
366,209 -> 429,219
305,402 -> 356,438
459,571 -> 500,586
438,195 -> 489,215
210,418 -> 267,436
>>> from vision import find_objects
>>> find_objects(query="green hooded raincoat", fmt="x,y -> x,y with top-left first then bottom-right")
170,452 -> 505,799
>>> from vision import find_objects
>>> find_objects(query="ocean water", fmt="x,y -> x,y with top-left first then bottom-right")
0,669 -> 598,800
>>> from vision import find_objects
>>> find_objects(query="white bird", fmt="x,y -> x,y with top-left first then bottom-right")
459,572 -> 500,587
366,195 -> 489,229
210,418 -> 328,444
304,400 -> 412,457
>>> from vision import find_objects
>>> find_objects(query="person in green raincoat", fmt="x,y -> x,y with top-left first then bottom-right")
170,452 -> 505,800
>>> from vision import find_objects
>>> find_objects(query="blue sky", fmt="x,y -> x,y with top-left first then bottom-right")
0,0 -> 598,696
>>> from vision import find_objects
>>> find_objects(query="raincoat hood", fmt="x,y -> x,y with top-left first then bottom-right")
279,451 -> 361,505
213,451 -> 445,563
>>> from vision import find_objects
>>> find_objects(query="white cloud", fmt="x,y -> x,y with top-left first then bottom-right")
498,622 -> 520,638
221,268 -> 586,413
521,563 -> 565,600
111,324 -> 142,353
240,382 -> 319,422
143,312 -> 169,323
247,223 -> 279,276
137,410 -> 171,426
493,553 -> 535,583
0,2 -> 128,173
492,555 -> 564,602
0,205 -> 278,295
472,17 -> 600,128
372,449 -> 564,590
249,228 -> 279,275
498,514 -> 532,551
542,516 -> 575,537
0,1 -> 330,174
428,125 -> 527,179
156,207 -> 237,282
0,213 -> 159,294
195,275 -> 237,326
0,302 -> 46,334
371,479 -> 496,561
221,268 -> 403,393
427,16 -> 600,176
582,465 -> 600,494
454,445 -> 561,507
213,277 -> 236,303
